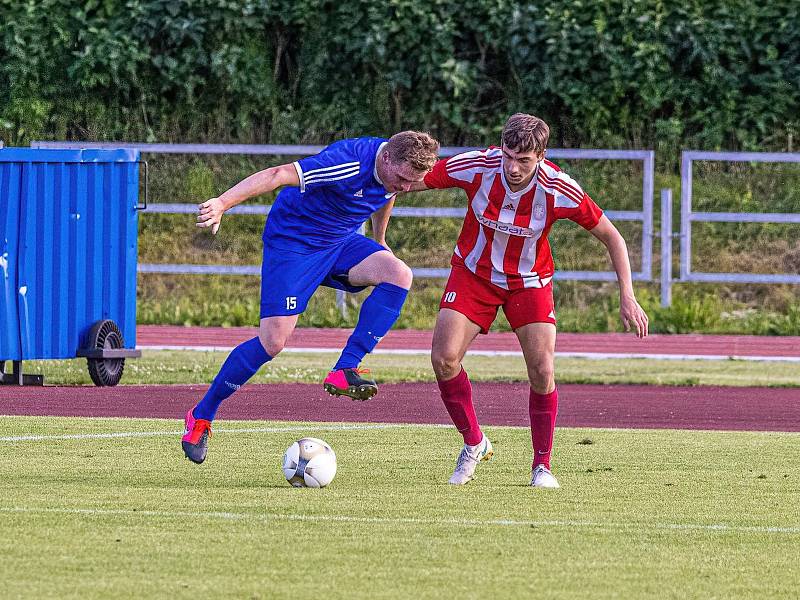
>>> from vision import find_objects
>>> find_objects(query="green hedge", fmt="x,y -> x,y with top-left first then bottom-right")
1,0 -> 798,154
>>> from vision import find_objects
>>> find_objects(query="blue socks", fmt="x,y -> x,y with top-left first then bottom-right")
193,337 -> 272,421
194,283 -> 408,420
333,282 -> 409,370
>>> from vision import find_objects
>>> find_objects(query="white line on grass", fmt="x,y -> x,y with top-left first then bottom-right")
0,423 -> 449,443
1,423 -> 794,442
1,506 -> 798,535
138,345 -> 800,362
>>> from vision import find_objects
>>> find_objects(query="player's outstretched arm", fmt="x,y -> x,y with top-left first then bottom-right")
405,180 -> 432,192
404,156 -> 460,194
196,163 -> 299,234
589,215 -> 649,338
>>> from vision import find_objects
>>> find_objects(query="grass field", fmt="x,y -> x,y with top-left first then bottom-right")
29,349 -> 800,387
1,416 -> 798,599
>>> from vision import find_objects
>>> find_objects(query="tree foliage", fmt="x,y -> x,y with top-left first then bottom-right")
1,0 -> 797,151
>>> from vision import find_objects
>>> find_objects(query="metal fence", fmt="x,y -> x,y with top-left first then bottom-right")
29,141 -> 800,309
679,151 -> 800,285
31,141 -> 655,283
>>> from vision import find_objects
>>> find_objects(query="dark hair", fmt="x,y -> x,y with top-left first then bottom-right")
502,113 -> 550,154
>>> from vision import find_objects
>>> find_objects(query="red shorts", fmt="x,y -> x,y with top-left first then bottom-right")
439,264 -> 556,334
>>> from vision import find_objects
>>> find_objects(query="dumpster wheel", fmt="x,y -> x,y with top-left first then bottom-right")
86,320 -> 126,386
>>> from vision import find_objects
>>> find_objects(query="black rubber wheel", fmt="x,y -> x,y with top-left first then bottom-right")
86,320 -> 126,386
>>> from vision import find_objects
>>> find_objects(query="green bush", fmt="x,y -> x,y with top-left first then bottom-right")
4,1 -> 799,333
2,1 -> 798,155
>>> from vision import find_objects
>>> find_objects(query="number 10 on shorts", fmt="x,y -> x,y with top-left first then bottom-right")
444,291 -> 457,303
286,296 -> 297,310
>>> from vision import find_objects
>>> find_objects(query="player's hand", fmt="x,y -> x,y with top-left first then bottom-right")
197,197 -> 225,235
376,239 -> 394,254
620,296 -> 649,338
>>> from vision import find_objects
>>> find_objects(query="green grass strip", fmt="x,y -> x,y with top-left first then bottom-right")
27,349 -> 800,387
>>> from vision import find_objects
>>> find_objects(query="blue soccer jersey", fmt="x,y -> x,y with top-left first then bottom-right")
263,137 -> 395,251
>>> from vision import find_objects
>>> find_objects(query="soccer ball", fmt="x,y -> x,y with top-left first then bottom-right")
282,437 -> 337,488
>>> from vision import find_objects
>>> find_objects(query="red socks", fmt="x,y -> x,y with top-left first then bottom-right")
438,372 -> 558,464
438,368 -> 483,446
529,387 -> 558,469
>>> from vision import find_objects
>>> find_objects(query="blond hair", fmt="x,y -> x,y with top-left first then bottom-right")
502,113 -> 550,154
386,131 -> 440,172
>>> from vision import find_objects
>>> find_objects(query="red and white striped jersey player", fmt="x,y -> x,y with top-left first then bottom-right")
409,113 -> 649,488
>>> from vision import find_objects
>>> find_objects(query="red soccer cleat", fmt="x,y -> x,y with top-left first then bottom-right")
181,408 -> 212,464
323,368 -> 378,401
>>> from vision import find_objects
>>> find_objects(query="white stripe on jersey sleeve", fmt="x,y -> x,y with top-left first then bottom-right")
294,160 -> 360,192
303,161 -> 360,177
446,147 -> 501,167
445,149 -> 502,183
553,194 -> 580,209
292,161 -> 306,192
302,168 -> 361,187
305,164 -> 360,182
538,166 -> 585,208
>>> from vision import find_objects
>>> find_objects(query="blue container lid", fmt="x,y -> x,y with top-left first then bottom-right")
0,148 -> 139,163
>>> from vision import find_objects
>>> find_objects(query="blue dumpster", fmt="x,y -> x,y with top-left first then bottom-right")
0,148 -> 142,386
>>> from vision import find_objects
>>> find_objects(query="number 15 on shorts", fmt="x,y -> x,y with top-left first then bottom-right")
286,296 -> 297,310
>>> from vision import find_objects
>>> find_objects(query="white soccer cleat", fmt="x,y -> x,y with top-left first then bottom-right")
448,436 -> 494,485
530,464 -> 560,489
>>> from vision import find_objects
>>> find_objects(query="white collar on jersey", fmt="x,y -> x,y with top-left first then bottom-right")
500,159 -> 540,197
373,142 -> 395,199
373,142 -> 387,186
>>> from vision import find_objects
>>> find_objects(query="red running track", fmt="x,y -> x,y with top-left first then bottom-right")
136,325 -> 800,358
3,383 -> 799,432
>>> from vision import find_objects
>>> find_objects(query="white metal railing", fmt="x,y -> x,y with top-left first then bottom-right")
31,141 -> 655,283
680,151 -> 800,285
25,142 -> 800,308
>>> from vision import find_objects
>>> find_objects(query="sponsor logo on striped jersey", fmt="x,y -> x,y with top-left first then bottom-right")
473,210 -> 535,237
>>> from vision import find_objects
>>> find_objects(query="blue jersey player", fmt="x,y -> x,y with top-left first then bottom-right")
182,132 -> 440,463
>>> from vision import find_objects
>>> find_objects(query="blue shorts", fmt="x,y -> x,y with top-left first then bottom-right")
260,234 -> 385,318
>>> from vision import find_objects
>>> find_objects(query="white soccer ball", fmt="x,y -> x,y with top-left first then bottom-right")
282,437 -> 337,488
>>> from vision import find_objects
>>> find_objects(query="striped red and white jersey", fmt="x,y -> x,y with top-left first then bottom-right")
423,146 -> 603,290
